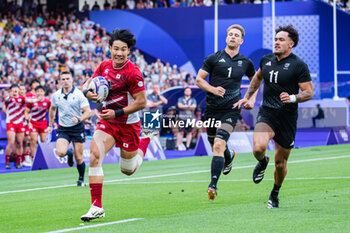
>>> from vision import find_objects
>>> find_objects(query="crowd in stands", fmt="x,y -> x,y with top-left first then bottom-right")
0,1 -> 204,152
80,0 -> 350,11
0,1 -> 197,103
332,0 -> 350,12
81,0 -> 270,10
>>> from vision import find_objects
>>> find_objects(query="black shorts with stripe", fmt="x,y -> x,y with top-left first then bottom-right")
56,123 -> 86,143
205,108 -> 240,137
256,106 -> 298,149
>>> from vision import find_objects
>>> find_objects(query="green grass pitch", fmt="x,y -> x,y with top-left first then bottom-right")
1,144 -> 350,232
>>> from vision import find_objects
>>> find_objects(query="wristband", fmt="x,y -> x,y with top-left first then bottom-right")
77,118 -> 81,124
49,125 -> 53,128
289,94 -> 296,103
83,88 -> 93,97
114,109 -> 125,118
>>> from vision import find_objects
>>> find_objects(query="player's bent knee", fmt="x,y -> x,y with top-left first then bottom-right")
274,160 -> 285,170
56,149 -> 67,157
90,149 -> 100,167
216,129 -> 230,142
213,140 -> 225,153
253,143 -> 267,155
120,154 -> 143,176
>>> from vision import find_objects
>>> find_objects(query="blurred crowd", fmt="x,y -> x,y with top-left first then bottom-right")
81,0 -> 271,10
0,1 -> 197,104
80,0 -> 350,11
331,0 -> 350,12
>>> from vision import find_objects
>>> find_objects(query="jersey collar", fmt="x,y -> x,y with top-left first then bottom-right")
61,86 -> 75,100
223,50 -> 240,60
274,52 -> 294,63
112,58 -> 130,70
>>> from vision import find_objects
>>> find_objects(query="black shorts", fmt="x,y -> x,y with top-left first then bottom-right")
256,106 -> 298,149
56,123 -> 86,143
205,108 -> 240,137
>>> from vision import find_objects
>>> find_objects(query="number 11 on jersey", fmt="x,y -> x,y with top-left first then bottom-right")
269,70 -> 279,83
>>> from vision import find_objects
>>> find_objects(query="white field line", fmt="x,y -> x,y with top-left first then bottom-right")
0,154 -> 349,195
45,218 -> 143,233
108,177 -> 350,185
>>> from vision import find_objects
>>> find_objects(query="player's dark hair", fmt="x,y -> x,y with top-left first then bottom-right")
35,85 -> 45,92
109,28 -> 136,49
59,70 -> 72,78
276,25 -> 299,48
30,79 -> 40,87
10,84 -> 19,89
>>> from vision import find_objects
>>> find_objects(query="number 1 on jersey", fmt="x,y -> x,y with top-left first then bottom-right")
227,67 -> 232,78
269,70 -> 279,83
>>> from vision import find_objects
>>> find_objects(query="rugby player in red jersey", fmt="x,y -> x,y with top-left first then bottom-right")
81,29 -> 156,221
22,79 -> 40,166
25,85 -> 51,163
4,84 -> 38,169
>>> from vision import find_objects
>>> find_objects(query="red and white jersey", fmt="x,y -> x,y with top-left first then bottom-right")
5,96 -> 26,124
92,59 -> 146,124
27,97 -> 51,122
25,91 -> 37,126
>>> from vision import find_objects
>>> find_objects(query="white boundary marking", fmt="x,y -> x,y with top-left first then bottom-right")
0,154 -> 349,195
46,218 -> 143,233
109,177 -> 350,185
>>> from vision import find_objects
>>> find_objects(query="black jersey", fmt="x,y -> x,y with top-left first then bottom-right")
201,50 -> 255,112
260,53 -> 311,112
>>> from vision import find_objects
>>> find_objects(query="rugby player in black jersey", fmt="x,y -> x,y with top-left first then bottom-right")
234,25 -> 313,208
196,24 -> 257,200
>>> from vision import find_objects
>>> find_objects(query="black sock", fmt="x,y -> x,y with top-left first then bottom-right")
209,156 -> 225,189
224,146 -> 231,164
271,184 -> 281,197
77,161 -> 86,181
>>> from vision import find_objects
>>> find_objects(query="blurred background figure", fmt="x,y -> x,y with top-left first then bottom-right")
177,87 -> 197,150
312,104 -> 324,127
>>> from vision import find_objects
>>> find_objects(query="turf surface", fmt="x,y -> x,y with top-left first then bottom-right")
0,144 -> 349,232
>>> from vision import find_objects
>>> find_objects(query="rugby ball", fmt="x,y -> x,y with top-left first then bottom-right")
88,76 -> 110,103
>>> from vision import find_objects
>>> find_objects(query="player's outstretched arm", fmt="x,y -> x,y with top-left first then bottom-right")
195,69 -> 225,98
233,69 -> 263,109
245,69 -> 263,100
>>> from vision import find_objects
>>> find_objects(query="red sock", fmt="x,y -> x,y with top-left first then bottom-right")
21,154 -> 25,162
90,183 -> 103,208
138,138 -> 150,155
15,154 -> 21,165
5,155 -> 10,164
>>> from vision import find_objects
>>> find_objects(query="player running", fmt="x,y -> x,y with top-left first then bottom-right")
81,28 -> 156,221
234,25 -> 313,208
49,71 -> 92,187
196,24 -> 256,200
